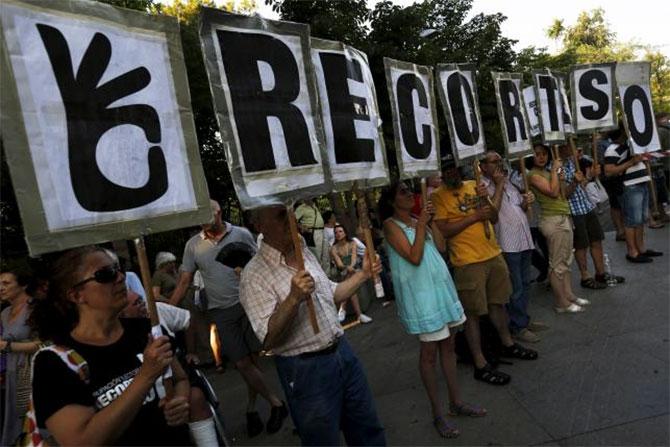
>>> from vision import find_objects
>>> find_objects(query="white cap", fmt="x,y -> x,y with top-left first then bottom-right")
155,251 -> 177,269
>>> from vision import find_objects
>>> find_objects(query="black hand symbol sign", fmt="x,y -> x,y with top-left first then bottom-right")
37,24 -> 168,212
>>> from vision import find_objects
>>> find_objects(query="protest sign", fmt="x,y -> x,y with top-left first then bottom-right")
556,73 -> 574,134
199,8 -> 329,209
311,38 -> 389,191
569,62 -> 617,132
0,0 -> 210,255
615,61 -> 660,154
383,57 -> 440,179
436,63 -> 486,165
533,69 -> 566,144
523,86 -> 541,138
492,72 -> 533,158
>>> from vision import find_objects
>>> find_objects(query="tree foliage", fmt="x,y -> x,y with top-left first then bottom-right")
516,8 -> 669,112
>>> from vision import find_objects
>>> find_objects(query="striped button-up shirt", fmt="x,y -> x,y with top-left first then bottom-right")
483,176 -> 534,253
562,159 -> 596,216
239,239 -> 343,357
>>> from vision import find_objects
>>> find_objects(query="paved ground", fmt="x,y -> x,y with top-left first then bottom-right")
206,226 -> 669,446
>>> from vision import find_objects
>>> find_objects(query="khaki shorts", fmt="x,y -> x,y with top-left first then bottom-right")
453,254 -> 512,316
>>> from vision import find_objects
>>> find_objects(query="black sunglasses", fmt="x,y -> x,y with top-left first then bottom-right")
72,264 -> 122,289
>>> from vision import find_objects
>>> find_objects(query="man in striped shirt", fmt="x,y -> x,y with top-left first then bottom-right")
480,151 -> 548,344
604,127 -> 663,263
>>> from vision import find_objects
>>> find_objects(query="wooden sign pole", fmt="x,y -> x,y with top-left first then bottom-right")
568,135 -> 582,175
134,236 -> 160,327
552,145 -> 566,199
591,132 -> 599,165
287,205 -> 320,334
519,156 -> 533,221
645,160 -> 662,217
354,186 -> 384,298
420,177 -> 428,206
134,235 -> 173,398
472,159 -> 492,239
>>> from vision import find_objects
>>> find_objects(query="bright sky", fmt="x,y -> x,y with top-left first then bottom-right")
251,0 -> 670,57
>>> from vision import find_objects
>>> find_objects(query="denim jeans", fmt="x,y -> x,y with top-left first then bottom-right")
621,183 -> 649,227
274,337 -> 386,446
503,250 -> 533,333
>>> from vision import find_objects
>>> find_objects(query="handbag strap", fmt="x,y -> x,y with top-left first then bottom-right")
20,345 -> 89,447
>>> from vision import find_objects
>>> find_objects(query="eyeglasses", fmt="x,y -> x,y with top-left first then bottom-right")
72,264 -> 122,289
397,185 -> 413,195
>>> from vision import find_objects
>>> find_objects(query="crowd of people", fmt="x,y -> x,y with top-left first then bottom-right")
1,121 -> 668,446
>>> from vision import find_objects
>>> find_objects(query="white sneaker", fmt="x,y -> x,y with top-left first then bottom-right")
571,297 -> 591,306
555,303 -> 585,314
358,314 -> 372,324
338,308 -> 346,322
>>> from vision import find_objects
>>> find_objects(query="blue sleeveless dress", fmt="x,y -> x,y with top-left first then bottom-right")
385,219 -> 465,335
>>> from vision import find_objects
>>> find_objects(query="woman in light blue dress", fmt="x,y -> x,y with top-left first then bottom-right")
378,182 -> 486,439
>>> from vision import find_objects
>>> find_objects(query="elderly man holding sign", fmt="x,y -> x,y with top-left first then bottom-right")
240,206 -> 385,445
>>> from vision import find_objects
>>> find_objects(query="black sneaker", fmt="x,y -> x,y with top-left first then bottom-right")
643,249 -> 663,257
626,254 -> 653,263
247,411 -> 264,438
266,402 -> 289,434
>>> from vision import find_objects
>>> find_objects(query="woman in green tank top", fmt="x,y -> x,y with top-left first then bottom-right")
528,145 -> 588,314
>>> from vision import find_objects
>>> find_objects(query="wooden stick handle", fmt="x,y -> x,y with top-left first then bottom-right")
420,178 -> 428,206
473,159 -> 492,239
552,145 -> 566,199
134,236 -> 159,327
591,132 -> 599,165
134,236 -> 173,399
645,161 -> 661,216
287,206 -> 320,334
569,135 -> 582,175
355,191 -> 384,298
519,156 -> 533,221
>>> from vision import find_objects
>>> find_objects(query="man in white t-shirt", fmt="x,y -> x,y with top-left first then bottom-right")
604,127 -> 663,263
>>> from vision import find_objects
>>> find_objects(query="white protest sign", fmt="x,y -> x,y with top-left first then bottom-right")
523,86 -> 541,138
436,63 -> 486,165
533,69 -> 566,144
199,8 -> 329,209
492,72 -> 533,157
569,62 -> 617,132
0,0 -> 210,255
383,57 -> 440,179
615,61 -> 660,154
311,38 -> 389,190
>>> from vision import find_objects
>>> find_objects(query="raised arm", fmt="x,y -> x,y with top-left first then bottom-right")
263,271 -> 313,350
528,162 -> 561,199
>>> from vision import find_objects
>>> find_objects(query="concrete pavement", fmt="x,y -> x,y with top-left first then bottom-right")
206,228 -> 669,446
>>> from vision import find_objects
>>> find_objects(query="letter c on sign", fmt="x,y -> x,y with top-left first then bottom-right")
396,73 -> 431,159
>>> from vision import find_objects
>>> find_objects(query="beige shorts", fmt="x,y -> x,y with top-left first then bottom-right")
453,254 -> 512,316
539,214 -> 574,278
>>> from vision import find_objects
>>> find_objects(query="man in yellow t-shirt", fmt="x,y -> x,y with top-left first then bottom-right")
432,156 -> 537,386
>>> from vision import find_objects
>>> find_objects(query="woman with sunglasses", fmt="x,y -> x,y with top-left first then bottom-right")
378,182 -> 485,439
29,246 -> 192,445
